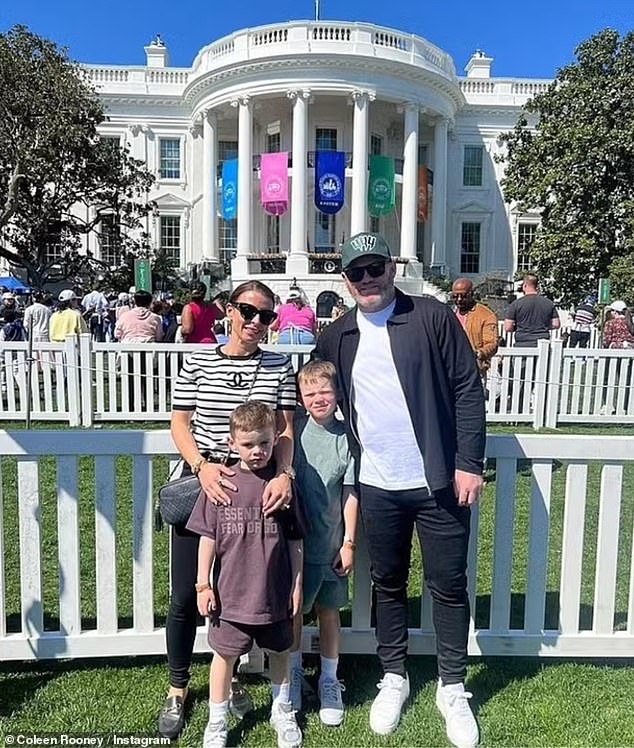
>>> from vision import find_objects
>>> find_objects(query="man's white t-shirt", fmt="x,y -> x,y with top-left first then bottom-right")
351,300 -> 428,490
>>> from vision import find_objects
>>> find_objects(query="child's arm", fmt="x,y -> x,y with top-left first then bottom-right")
334,486 -> 359,576
196,535 -> 217,616
288,539 -> 303,617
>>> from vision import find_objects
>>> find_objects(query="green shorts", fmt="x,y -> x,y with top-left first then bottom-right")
302,563 -> 349,614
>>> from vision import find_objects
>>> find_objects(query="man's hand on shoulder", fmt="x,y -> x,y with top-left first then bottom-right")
453,469 -> 484,506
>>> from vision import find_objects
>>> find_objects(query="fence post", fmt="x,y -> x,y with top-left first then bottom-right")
533,339 -> 550,429
545,339 -> 564,429
65,336 -> 81,427
78,334 -> 93,428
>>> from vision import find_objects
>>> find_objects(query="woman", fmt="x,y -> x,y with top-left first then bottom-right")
159,280 -> 297,740
603,300 -> 634,349
270,290 -> 317,345
180,281 -> 225,344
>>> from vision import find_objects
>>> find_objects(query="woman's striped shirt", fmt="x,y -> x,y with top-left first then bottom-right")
172,346 -> 297,453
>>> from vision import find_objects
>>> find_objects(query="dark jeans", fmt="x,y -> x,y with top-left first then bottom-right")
569,330 -> 590,348
359,483 -> 471,685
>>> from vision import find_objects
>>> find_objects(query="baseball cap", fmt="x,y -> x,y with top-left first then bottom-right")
2,292 -> 15,300
58,289 -> 77,302
341,232 -> 392,270
287,290 -> 301,300
609,300 -> 627,312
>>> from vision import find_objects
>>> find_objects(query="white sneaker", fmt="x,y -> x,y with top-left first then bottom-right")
318,676 -> 345,726
369,673 -> 410,735
270,700 -> 302,748
290,666 -> 304,712
203,719 -> 228,748
435,681 -> 479,748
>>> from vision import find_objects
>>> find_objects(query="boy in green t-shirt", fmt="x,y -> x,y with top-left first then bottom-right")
291,360 -> 359,726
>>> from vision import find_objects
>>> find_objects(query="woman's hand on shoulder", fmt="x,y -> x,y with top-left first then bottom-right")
199,462 -> 237,506
262,473 -> 292,516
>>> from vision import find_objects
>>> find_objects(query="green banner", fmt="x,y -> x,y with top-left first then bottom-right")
368,155 -> 396,217
598,278 -> 611,305
134,259 -> 152,293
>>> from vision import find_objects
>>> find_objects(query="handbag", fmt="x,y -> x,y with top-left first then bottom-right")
155,353 -> 263,529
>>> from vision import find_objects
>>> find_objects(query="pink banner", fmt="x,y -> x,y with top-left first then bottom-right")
260,152 -> 289,216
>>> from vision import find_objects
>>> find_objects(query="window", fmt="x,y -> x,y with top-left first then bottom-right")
267,132 -> 281,153
460,222 -> 481,273
219,219 -> 237,251
517,222 -> 537,272
314,211 -> 336,252
315,128 -> 337,151
418,143 -> 428,165
266,215 -> 280,252
99,214 -> 120,267
463,145 -> 483,187
159,216 -> 181,267
370,216 -> 380,234
218,140 -> 238,250
100,135 -> 121,148
370,134 -> 383,156
159,138 -> 181,179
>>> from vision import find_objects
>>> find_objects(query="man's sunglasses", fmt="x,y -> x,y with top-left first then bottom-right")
230,302 -> 278,326
344,260 -> 387,284
452,293 -> 470,300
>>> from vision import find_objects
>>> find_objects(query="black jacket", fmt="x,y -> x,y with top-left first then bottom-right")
313,289 -> 486,492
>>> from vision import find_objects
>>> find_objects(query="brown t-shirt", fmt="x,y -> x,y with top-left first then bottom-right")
186,463 -> 305,625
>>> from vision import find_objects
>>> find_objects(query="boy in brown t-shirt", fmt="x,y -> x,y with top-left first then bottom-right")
187,401 -> 304,748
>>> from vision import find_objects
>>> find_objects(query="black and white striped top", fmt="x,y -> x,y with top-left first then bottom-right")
172,346 -> 297,454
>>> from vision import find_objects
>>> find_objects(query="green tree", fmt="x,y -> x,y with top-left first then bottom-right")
498,29 -> 634,304
0,25 -> 155,288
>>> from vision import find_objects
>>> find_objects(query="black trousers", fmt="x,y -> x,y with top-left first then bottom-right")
359,483 -> 471,684
569,330 -> 590,348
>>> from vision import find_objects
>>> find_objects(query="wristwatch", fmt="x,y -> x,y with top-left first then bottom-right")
190,455 -> 206,476
343,535 -> 356,550
195,581 -> 211,593
281,466 -> 296,480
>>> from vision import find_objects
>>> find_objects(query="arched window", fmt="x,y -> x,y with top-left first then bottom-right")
316,290 -> 339,318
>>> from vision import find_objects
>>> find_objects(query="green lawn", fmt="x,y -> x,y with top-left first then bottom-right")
0,423 -> 633,745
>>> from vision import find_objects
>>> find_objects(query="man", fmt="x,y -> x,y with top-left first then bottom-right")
115,289 -> 163,410
314,233 -> 485,748
503,273 -> 560,347
451,278 -> 499,385
81,287 -> 110,342
569,297 -> 596,348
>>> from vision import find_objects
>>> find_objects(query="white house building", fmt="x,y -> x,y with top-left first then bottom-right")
87,20 -> 549,310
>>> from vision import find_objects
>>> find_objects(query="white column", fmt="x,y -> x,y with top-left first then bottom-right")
202,110 -> 218,261
235,96 -> 253,257
289,90 -> 309,256
399,103 -> 419,260
431,117 -> 449,270
350,90 -> 371,236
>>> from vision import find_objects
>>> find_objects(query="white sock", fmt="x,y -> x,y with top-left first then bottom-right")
321,655 -> 338,681
209,700 -> 229,722
271,682 -> 291,705
290,650 -> 303,672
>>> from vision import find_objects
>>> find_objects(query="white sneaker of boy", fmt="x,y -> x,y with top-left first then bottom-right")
435,680 -> 479,748
318,676 -> 345,726
369,672 -> 410,735
270,700 -> 302,748
203,719 -> 228,748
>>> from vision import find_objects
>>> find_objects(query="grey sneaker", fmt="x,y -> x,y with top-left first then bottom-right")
203,718 -> 228,748
157,694 -> 186,739
318,676 -> 345,726
369,673 -> 410,736
229,679 -> 254,719
435,681 -> 479,748
290,666 -> 304,712
270,700 -> 302,748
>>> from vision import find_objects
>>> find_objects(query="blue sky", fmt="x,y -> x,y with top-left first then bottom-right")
1,0 -> 631,78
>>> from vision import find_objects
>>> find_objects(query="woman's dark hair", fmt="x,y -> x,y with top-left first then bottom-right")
229,280 -> 275,305
191,281 -> 207,299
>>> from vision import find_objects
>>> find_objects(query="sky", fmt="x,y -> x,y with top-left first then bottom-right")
0,0 -> 631,79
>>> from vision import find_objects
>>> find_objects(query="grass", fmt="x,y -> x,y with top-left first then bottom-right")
0,423 -> 633,745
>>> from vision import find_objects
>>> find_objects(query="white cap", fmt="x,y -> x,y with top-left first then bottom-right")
2,292 -> 15,300
117,292 -> 129,302
287,290 -> 301,300
128,285 -> 136,295
58,289 -> 77,302
609,300 -> 627,312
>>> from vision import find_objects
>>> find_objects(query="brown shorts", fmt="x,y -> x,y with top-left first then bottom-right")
208,617 -> 293,657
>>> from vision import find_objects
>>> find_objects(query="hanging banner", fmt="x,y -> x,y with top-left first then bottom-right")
368,155 -> 395,217
315,151 -> 345,215
417,166 -> 429,223
260,152 -> 289,216
222,159 -> 238,220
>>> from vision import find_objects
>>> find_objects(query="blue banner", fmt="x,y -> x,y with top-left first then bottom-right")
222,159 -> 238,220
315,151 -> 345,215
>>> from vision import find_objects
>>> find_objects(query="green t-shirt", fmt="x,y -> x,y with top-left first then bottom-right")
293,415 -> 355,565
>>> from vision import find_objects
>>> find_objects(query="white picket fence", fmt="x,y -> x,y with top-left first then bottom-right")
0,430 -> 632,661
0,337 -> 633,428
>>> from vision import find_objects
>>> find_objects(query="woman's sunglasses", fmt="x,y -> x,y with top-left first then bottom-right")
230,302 -> 278,326
344,260 -> 387,284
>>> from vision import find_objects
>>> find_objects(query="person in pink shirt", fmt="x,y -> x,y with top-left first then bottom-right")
270,290 -> 317,345
180,282 -> 225,344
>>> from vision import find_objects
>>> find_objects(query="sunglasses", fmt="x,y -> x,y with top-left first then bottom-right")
452,293 -> 470,299
344,260 -> 387,284
231,302 -> 278,326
